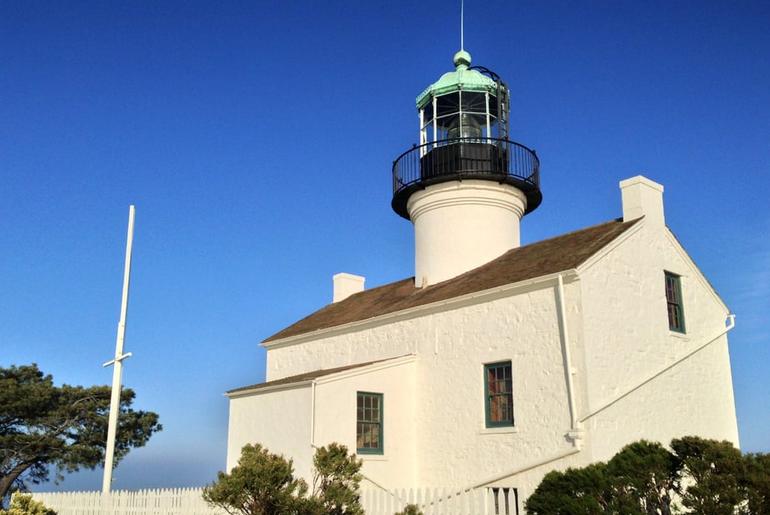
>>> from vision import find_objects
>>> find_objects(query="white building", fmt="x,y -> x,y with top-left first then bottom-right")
225,50 -> 739,512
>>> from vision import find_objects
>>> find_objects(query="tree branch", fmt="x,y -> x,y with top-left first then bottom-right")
0,460 -> 34,500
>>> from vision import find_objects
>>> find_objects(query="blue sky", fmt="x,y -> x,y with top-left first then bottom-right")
2,0 -> 768,491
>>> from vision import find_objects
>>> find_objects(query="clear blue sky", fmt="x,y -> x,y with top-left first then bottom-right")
2,0 -> 768,491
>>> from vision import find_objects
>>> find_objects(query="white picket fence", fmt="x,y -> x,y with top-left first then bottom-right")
33,486 -> 518,515
361,487 -> 518,514
32,488 -> 225,515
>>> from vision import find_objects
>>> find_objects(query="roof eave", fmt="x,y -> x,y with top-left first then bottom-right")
225,354 -> 416,398
262,269 -> 580,349
226,379 -> 313,398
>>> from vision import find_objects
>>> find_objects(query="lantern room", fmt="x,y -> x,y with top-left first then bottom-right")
391,51 -> 542,220
417,50 -> 507,145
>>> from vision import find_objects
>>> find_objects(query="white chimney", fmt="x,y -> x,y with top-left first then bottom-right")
332,273 -> 365,303
620,175 -> 665,227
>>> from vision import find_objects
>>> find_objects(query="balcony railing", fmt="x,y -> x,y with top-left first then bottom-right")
391,137 -> 541,219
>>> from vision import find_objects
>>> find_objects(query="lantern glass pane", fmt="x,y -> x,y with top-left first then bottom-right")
435,113 -> 458,140
461,91 -> 487,114
436,92 -> 460,117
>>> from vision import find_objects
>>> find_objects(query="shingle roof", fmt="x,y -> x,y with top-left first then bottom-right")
264,218 -> 640,343
226,356 -> 408,395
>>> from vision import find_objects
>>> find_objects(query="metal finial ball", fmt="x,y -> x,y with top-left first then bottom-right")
453,50 -> 472,68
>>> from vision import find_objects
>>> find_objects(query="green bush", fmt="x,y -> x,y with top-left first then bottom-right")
203,442 -> 363,515
202,443 -> 310,515
394,504 -> 424,515
0,493 -> 56,515
525,437 -> 770,515
311,443 -> 363,515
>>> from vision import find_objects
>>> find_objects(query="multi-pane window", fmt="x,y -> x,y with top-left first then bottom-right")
484,361 -> 514,427
356,392 -> 383,454
665,272 -> 686,333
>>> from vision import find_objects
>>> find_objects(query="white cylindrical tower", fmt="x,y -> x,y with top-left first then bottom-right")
391,51 -> 542,286
408,180 -> 527,286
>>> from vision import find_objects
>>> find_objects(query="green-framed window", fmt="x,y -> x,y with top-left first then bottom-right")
484,361 -> 514,427
356,392 -> 383,454
665,272 -> 686,333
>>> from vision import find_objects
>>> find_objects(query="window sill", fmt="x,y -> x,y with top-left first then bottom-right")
669,331 -> 690,341
479,426 -> 518,435
359,455 -> 388,461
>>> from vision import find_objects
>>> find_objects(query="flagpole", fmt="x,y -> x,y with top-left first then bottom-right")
102,205 -> 135,493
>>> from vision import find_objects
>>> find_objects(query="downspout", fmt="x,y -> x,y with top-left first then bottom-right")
450,275 -> 584,495
579,314 -> 736,423
556,274 -> 582,448
454,299 -> 735,496
310,380 -> 317,447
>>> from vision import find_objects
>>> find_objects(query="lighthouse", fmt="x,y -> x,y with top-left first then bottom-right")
392,50 -> 542,287
225,44 -> 739,515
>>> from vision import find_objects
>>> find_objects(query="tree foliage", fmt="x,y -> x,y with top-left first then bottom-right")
311,443 -> 363,515
524,463 -> 610,515
526,437 -> 770,515
743,453 -> 770,514
605,440 -> 677,514
204,442 -> 363,515
0,364 -> 162,500
202,444 -> 311,515
671,436 -> 746,514
394,504 -> 423,515
0,493 -> 56,515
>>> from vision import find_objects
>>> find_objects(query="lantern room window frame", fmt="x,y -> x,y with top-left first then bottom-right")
419,89 -> 501,155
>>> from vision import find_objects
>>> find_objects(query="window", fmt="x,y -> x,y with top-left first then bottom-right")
484,361 -> 514,427
356,392 -> 383,454
665,272 -> 686,333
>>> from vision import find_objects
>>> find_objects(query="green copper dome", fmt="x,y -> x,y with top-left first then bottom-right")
416,51 -> 498,109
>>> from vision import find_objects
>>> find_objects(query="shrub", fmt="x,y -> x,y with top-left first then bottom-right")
525,463 -> 609,514
671,436 -> 746,515
203,442 -> 363,515
394,504 -> 424,515
0,493 -> 56,515
202,443 -> 310,515
311,443 -> 363,515
526,437 -> 770,515
605,440 -> 677,514
743,452 -> 770,514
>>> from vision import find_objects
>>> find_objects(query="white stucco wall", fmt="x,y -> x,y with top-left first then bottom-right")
314,359 -> 417,488
226,385 -> 314,480
265,282 -> 580,495
230,216 -> 738,511
413,285 -> 576,488
225,359 -> 417,489
579,221 -> 739,461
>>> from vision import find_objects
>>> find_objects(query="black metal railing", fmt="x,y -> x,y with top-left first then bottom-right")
391,137 -> 541,219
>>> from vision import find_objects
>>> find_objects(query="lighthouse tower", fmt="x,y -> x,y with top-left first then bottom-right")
392,50 -> 542,287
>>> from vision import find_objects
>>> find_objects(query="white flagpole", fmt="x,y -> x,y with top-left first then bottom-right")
461,0 -> 464,51
101,205 -> 136,493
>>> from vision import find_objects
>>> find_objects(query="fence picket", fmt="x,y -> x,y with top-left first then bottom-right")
32,485 -> 506,515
